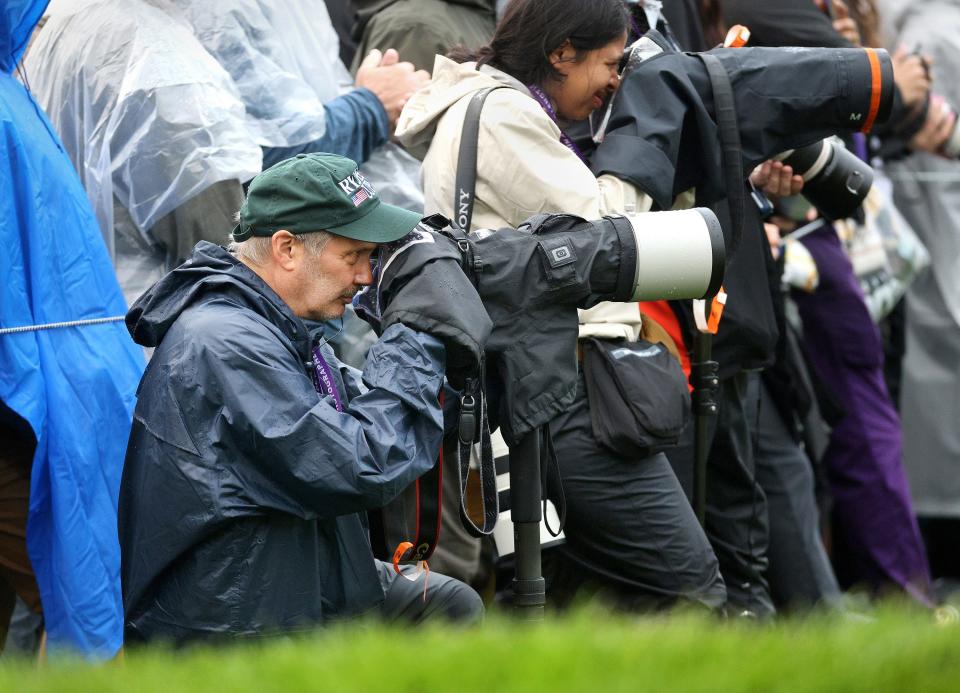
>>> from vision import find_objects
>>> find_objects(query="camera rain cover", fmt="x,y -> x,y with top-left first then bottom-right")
355,223 -> 493,380
593,31 -> 894,209
356,213 -> 638,444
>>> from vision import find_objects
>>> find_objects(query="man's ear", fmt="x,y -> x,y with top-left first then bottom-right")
271,230 -> 299,271
549,39 -> 574,67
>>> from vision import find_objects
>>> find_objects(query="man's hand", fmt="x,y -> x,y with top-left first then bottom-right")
910,93 -> 957,153
892,45 -> 932,109
355,48 -> 430,132
750,160 -> 804,198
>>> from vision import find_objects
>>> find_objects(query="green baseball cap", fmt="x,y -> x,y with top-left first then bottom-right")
232,153 -> 422,243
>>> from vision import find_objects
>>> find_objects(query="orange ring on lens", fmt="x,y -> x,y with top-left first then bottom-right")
862,48 -> 882,133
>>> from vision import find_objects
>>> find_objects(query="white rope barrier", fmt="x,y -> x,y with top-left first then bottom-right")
886,171 -> 960,183
0,316 -> 126,336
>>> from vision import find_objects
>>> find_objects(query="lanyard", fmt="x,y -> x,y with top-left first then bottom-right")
311,345 -> 344,412
526,83 -> 590,165
852,132 -> 869,162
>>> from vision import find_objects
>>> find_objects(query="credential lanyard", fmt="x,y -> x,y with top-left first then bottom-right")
526,84 -> 590,165
311,345 -> 344,412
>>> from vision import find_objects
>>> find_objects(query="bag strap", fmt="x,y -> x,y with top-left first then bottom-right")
697,53 -> 744,258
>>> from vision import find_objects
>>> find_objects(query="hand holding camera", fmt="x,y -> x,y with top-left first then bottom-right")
750,160 -> 804,199
911,93 -> 959,155
892,45 -> 931,110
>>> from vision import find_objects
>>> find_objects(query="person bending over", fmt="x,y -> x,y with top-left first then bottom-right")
119,153 -> 482,644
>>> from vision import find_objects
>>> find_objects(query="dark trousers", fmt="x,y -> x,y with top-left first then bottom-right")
0,419 -> 42,652
545,376 -> 726,611
794,226 -> 931,603
666,371 -> 775,617
375,560 -> 484,625
755,379 -> 842,611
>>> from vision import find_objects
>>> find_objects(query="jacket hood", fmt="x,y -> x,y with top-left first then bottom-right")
395,55 -> 527,158
2,0 -> 48,71
126,241 -> 310,353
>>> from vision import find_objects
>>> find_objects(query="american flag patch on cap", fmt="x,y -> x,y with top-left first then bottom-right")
338,170 -> 376,207
352,187 -> 370,206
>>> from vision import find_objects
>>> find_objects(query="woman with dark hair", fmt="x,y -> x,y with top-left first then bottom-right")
397,0 -> 726,612
398,0 -> 639,227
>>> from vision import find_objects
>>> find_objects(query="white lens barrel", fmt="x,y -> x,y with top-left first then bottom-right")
626,208 -> 725,301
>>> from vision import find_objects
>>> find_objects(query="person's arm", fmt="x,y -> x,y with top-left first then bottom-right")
722,0 -> 853,48
261,89 -> 390,169
194,320 -> 445,519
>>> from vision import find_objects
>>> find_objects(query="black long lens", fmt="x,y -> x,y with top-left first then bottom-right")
780,138 -> 874,221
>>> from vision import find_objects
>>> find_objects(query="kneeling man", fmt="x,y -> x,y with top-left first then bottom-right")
119,153 -> 482,644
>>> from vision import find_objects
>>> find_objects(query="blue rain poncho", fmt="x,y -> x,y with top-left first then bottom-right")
0,0 -> 145,658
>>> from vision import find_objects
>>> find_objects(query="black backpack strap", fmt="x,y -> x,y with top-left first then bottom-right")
697,53 -> 744,258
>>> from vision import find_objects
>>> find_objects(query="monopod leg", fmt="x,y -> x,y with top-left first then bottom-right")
507,428 -> 545,620
692,332 -> 719,527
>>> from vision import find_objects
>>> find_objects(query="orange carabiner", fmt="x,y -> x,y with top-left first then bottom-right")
724,24 -> 751,48
392,541 -> 414,574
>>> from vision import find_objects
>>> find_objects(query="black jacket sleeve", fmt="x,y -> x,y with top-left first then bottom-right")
722,0 -> 853,48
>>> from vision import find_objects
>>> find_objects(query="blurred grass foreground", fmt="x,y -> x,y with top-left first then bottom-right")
3,606 -> 959,692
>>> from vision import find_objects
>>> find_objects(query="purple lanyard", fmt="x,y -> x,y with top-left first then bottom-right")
852,132 -> 869,163
526,83 -> 590,165
311,345 -> 344,413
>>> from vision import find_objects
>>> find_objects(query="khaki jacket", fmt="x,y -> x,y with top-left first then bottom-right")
397,56 -> 651,340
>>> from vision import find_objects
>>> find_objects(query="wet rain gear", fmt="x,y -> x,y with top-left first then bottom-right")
120,241 -> 445,642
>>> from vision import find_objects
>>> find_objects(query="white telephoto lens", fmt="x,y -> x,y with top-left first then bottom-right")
626,208 -> 725,301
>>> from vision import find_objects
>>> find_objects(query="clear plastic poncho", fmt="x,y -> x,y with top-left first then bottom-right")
22,0 -> 263,251
159,0 -> 353,148
162,0 -> 424,211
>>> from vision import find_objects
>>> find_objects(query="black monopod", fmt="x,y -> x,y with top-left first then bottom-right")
690,295 -> 724,524
506,430 -> 545,619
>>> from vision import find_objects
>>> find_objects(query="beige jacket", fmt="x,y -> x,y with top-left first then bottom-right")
396,55 -> 652,340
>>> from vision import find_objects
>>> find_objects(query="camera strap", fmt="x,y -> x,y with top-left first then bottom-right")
428,85 -> 509,538
455,369 -> 499,537
697,53 -> 744,258
453,86 -> 506,233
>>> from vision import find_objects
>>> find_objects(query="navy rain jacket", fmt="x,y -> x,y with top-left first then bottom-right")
119,241 -> 445,643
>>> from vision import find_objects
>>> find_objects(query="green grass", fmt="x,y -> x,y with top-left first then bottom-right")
3,606 -> 959,692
